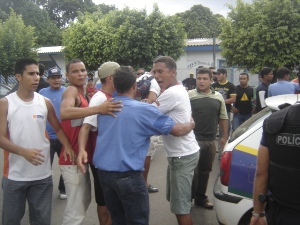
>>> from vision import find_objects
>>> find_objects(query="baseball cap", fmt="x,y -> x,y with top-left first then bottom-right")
47,67 -> 62,77
98,62 -> 120,79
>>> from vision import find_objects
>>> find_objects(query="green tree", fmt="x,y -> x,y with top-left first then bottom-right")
219,0 -> 300,72
0,10 -> 38,83
176,4 -> 222,39
43,0 -> 97,28
63,5 -> 186,70
20,2 -> 62,46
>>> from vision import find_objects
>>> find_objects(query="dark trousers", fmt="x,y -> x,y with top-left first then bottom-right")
50,139 -> 65,193
192,140 -> 216,204
267,201 -> 300,225
98,170 -> 149,225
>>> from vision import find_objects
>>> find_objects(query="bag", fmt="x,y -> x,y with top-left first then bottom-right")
136,75 -> 154,99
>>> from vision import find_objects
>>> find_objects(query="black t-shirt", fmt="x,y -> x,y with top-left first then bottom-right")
234,85 -> 253,115
212,81 -> 236,112
182,78 -> 196,90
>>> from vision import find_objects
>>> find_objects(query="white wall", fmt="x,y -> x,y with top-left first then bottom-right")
176,50 -> 259,86
176,51 -> 223,81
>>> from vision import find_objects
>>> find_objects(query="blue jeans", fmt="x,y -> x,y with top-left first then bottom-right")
2,176 -> 53,225
98,170 -> 149,225
232,113 -> 252,131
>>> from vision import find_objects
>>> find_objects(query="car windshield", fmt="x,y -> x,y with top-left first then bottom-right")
229,107 -> 271,143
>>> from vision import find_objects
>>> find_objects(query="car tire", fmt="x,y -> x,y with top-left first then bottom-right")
238,209 -> 252,225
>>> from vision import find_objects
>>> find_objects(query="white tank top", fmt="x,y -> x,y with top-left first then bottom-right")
4,92 -> 51,181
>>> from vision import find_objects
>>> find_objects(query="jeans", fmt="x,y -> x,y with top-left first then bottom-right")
50,139 -> 65,193
2,176 -> 53,225
232,113 -> 252,131
98,170 -> 149,225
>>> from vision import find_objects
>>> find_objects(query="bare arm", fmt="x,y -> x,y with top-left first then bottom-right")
60,86 -> 122,120
250,145 -> 269,225
225,94 -> 236,105
77,123 -> 92,173
0,98 -> 44,166
141,91 -> 158,104
170,117 -> 195,137
45,98 -> 76,163
219,119 -> 228,151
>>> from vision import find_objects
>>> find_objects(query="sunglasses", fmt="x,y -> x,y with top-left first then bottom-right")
137,73 -> 144,75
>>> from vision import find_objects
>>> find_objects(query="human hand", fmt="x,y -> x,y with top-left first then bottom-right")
250,216 -> 267,225
220,137 -> 227,151
98,99 -> 123,117
22,149 -> 45,166
141,99 -> 151,104
63,146 -> 76,164
76,150 -> 88,173
232,106 -> 239,113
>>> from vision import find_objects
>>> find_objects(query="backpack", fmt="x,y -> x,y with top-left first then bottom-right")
136,75 -> 155,99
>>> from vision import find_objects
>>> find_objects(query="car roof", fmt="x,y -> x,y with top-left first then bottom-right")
266,94 -> 300,110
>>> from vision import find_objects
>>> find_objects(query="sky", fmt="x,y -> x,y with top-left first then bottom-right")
92,0 -> 253,17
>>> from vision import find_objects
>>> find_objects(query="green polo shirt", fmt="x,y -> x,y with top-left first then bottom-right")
189,87 -> 228,141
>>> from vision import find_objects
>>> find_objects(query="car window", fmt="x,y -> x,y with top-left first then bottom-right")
229,107 -> 271,143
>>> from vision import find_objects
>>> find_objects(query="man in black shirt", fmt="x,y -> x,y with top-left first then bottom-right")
182,73 -> 196,90
232,73 -> 253,131
255,67 -> 273,113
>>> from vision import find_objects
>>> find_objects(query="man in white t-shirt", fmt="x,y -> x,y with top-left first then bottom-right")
152,56 -> 200,225
137,70 -> 161,193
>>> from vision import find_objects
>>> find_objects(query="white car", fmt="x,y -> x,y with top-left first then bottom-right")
213,94 -> 300,225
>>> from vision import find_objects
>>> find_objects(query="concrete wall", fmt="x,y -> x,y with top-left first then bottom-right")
176,50 -> 259,87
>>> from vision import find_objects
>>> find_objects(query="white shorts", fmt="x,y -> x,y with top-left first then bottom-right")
146,136 -> 159,157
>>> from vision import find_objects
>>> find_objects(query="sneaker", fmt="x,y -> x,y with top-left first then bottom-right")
147,184 -> 158,193
59,193 -> 67,200
195,199 -> 214,209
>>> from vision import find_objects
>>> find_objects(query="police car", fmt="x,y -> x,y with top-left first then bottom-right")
213,94 -> 300,225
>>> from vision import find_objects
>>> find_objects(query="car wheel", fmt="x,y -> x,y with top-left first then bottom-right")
238,209 -> 252,225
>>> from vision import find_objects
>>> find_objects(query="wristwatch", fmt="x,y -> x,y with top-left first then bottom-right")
258,193 -> 268,203
252,211 -> 265,217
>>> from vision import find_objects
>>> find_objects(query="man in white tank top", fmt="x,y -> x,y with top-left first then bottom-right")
0,58 -> 75,225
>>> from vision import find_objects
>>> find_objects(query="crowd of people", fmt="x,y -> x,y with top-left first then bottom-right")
0,56 -> 300,225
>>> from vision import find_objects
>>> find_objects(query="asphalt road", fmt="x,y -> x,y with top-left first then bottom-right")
0,143 -> 220,225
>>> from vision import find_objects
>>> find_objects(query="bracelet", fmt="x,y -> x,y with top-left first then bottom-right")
252,211 -> 265,217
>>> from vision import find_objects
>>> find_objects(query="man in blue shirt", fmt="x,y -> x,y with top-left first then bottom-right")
268,67 -> 299,97
77,66 -> 195,225
39,67 -> 66,200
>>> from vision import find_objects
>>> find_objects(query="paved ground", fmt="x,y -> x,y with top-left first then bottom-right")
0,143 -> 220,225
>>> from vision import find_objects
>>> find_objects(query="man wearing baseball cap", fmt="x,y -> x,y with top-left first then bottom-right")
78,61 -> 120,225
39,67 -> 67,200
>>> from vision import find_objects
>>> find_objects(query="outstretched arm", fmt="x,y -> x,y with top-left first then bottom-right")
60,86 -> 123,120
170,117 -> 195,137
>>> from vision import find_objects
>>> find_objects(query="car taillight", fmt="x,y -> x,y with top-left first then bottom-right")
220,151 -> 232,186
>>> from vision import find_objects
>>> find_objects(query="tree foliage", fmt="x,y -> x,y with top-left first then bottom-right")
0,10 -> 38,82
19,2 -> 62,46
176,4 -> 222,39
42,0 -> 97,28
63,5 -> 186,71
219,0 -> 300,72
